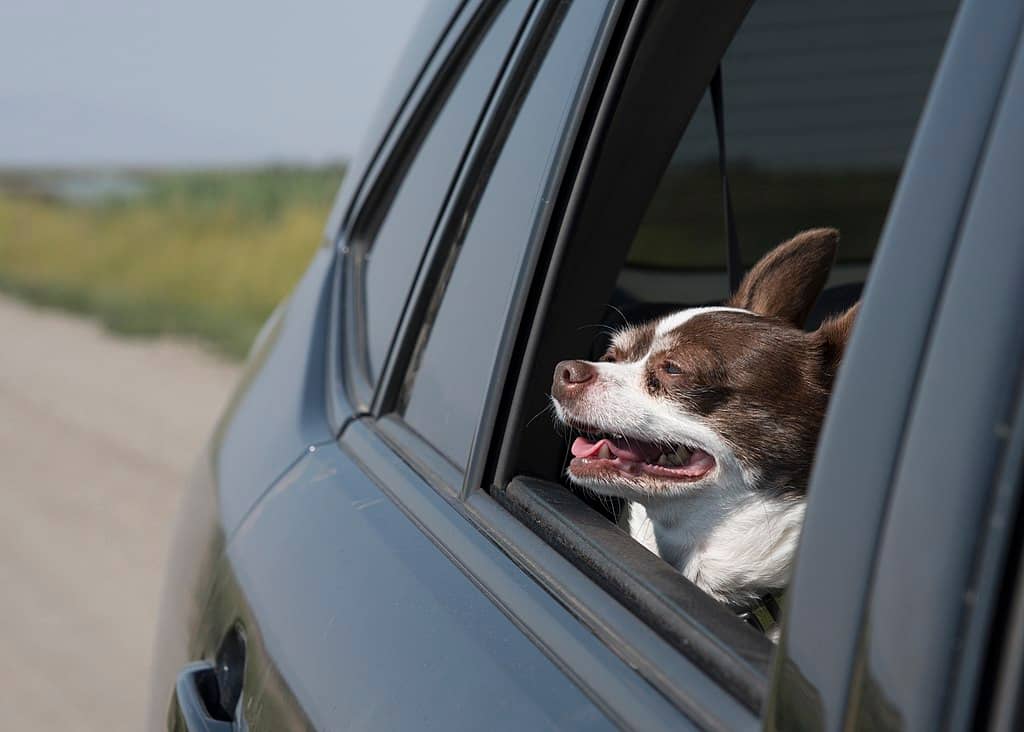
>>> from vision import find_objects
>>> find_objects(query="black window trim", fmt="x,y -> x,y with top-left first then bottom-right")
346,0 -> 501,242
956,366 -> 1024,730
985,379 -> 1024,731
497,476 -> 771,708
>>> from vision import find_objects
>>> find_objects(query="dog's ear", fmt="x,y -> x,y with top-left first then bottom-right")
814,301 -> 859,380
727,228 -> 839,326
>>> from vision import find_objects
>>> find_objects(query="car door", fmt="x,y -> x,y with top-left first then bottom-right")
148,5 -> 481,726
165,2 -> 657,730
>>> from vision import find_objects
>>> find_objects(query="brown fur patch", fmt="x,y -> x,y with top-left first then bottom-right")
651,311 -> 832,496
815,302 -> 860,379
609,322 -> 655,362
727,228 -> 839,327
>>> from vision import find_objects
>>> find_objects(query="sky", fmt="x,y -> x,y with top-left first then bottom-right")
0,0 -> 430,167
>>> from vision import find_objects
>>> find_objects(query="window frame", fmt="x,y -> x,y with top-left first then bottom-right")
347,0 -> 773,719
369,0 -> 773,720
363,0 -> 610,479
482,0 -> 775,712
374,0 -> 564,425
482,0 -> 984,717
328,0 -> 498,417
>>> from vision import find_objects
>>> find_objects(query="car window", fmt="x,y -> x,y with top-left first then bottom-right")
620,0 -> 959,304
401,0 -> 609,469
492,0 -> 963,690
355,0 -> 527,380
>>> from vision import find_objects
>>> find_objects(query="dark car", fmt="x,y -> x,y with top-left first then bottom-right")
148,0 -> 1024,729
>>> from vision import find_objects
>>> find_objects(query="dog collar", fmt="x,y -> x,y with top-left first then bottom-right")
737,592 -> 783,635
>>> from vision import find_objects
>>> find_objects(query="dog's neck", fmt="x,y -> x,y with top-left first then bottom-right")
628,489 -> 805,608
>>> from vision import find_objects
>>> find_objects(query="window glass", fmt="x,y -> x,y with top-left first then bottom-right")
358,0 -> 526,379
402,0 -> 608,469
621,0 -> 960,304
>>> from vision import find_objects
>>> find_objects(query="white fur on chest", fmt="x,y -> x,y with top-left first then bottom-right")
626,492 -> 805,607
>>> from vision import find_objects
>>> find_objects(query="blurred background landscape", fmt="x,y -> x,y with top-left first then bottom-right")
0,165 -> 344,357
0,1 -> 424,728
1,0 -> 433,357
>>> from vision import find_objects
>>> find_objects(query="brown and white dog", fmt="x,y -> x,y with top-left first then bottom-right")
550,229 -> 858,609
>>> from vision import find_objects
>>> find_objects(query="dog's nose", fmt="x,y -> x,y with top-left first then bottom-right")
559,360 -> 595,384
553,360 -> 595,400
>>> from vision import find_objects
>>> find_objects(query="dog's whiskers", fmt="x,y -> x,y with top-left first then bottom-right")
525,400 -> 557,430
605,304 -> 628,328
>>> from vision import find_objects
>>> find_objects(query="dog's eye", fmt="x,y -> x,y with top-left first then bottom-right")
661,361 -> 682,376
600,353 -> 617,364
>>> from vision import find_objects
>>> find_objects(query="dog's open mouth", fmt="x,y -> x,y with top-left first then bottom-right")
570,433 -> 716,481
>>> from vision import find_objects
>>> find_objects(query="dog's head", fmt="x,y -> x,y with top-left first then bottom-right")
551,228 -> 858,505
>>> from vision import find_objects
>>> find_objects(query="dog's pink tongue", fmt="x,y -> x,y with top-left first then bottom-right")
571,436 -> 600,458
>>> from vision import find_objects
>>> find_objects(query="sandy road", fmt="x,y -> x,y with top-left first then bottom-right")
0,296 -> 240,731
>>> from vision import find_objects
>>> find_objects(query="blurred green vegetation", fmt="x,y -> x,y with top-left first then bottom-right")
0,165 -> 344,358
629,162 -> 898,269
0,161 -> 894,358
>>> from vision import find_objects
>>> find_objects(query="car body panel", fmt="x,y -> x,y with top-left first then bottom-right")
200,435 -> 619,731
147,247 -> 340,728
767,1 -> 1024,728
848,30 -> 1024,730
147,441 -> 232,732
347,418 -> 752,731
214,247 -> 339,536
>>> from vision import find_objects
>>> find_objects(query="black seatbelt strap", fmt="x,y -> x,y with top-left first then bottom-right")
710,65 -> 742,294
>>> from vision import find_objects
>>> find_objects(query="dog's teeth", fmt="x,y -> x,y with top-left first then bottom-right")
657,454 -> 671,466
675,446 -> 692,462
598,444 -> 613,459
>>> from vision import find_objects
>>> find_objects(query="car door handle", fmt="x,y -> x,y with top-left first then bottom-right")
171,662 -> 236,732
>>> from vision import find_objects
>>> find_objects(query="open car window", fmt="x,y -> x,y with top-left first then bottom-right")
487,0 -> 962,714
619,0 -> 958,311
